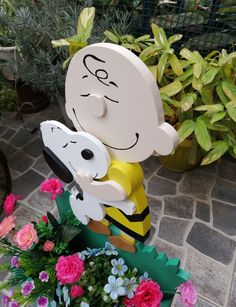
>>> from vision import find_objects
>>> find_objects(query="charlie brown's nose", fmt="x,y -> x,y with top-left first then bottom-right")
87,94 -> 106,118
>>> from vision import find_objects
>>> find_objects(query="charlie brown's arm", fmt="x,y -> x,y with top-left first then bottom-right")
75,171 -> 127,201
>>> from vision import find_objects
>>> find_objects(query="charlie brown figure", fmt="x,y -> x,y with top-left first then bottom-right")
65,43 -> 178,252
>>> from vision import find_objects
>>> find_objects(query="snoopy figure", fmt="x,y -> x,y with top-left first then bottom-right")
40,120 -> 135,225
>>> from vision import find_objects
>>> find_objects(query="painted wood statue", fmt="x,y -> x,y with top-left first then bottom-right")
41,43 -> 178,253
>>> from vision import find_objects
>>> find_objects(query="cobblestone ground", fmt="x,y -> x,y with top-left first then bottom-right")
0,105 -> 236,306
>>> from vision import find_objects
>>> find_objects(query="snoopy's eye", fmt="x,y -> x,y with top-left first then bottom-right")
63,143 -> 68,148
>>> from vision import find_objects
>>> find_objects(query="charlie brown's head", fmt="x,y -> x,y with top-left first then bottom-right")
65,43 -> 178,162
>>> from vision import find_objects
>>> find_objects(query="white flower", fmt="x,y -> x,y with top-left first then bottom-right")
104,242 -> 118,256
111,258 -> 128,276
139,271 -> 149,282
88,286 -> 93,292
89,261 -> 94,267
80,302 -> 89,307
104,275 -> 125,300
103,295 -> 109,302
123,277 -> 138,299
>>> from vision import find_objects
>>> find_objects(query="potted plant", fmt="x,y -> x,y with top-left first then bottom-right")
104,24 -> 236,171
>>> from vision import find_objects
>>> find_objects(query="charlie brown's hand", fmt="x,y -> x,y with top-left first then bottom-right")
75,171 -> 93,191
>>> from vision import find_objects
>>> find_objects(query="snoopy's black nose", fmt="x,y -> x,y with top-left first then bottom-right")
81,149 -> 94,160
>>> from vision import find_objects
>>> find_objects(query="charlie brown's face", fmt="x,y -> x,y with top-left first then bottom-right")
65,43 -> 178,162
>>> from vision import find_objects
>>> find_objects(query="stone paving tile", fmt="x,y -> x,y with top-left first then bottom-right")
10,128 -> 34,148
22,137 -> 43,158
140,156 -> 161,179
196,201 -> 210,222
156,166 -> 183,182
1,128 -> 16,141
174,296 -> 218,306
8,150 -> 34,173
12,169 -> 44,197
153,238 -> 184,263
147,176 -> 176,196
197,162 -> 217,175
228,272 -> 236,307
146,226 -> 156,245
33,155 -> 51,176
179,170 -> 215,201
212,200 -> 236,236
27,189 -> 56,214
185,247 -> 231,306
147,196 -> 162,224
187,222 -> 236,265
0,125 -> 8,136
9,168 -> 20,180
211,178 -> 236,205
217,159 -> 236,183
0,140 -> 16,156
158,217 -> 189,246
14,205 -> 39,227
163,195 -> 194,219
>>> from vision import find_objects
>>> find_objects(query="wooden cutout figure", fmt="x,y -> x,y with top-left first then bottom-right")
40,120 -> 135,225
65,43 -> 178,252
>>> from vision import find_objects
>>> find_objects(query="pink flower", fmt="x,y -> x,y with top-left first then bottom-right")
123,297 -> 135,307
133,278 -> 163,307
178,281 -> 197,307
56,254 -> 84,285
3,193 -> 22,215
43,240 -> 55,252
40,178 -> 63,200
14,223 -> 38,251
70,285 -> 84,299
0,215 -> 16,238
41,215 -> 48,224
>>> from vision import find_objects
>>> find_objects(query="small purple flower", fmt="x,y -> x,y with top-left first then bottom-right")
2,294 -> 10,307
11,256 -> 20,268
37,296 -> 49,307
9,300 -> 19,307
21,280 -> 35,297
39,271 -> 49,282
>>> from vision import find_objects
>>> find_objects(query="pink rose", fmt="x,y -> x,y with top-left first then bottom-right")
43,240 -> 55,252
70,285 -> 84,299
3,193 -> 22,215
14,223 -> 38,250
134,279 -> 163,307
0,215 -> 16,238
178,281 -> 197,307
56,254 -> 84,285
123,297 -> 135,307
40,178 -> 63,200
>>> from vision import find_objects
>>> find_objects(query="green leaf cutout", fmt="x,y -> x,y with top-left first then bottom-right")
160,81 -> 182,97
201,141 -> 229,165
178,119 -> 195,143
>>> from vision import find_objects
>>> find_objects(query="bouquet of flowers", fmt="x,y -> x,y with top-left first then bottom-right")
0,179 -> 197,307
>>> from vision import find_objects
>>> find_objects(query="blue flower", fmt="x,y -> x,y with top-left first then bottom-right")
80,302 -> 89,307
104,242 -> 118,256
139,271 -> 149,282
111,258 -> 128,276
104,275 -> 125,300
123,277 -> 138,298
79,247 -> 104,259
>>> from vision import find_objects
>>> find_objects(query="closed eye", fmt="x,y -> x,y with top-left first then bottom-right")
81,93 -> 90,97
104,95 -> 119,103
63,143 -> 68,148
70,141 -> 77,144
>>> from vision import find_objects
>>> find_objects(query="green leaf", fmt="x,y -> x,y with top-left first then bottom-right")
176,67 -> 193,81
47,212 -> 59,231
210,111 -> 226,124
148,65 -> 157,80
201,67 -> 219,85
180,48 -> 199,62
161,93 -> 181,107
178,119 -> 195,143
58,225 -> 81,244
201,141 -> 229,165
160,81 -> 182,97
163,101 -> 175,117
104,31 -> 119,44
122,43 -> 141,53
219,52 -> 236,66
168,34 -> 183,45
134,34 -> 151,43
77,7 -> 95,42
194,118 -> 212,151
151,24 -> 168,48
194,104 -> 224,112
169,54 -> 183,76
193,62 -> 202,79
222,80 -> 236,100
216,84 -> 229,106
227,107 -> 236,122
157,53 -> 168,83
192,76 -> 203,91
139,45 -> 159,62
181,93 -> 196,112
200,86 -> 214,104
51,39 -> 70,47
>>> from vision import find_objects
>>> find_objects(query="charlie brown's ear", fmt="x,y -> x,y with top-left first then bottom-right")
155,122 -> 179,156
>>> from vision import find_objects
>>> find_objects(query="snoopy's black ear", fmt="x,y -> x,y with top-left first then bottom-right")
43,147 -> 73,183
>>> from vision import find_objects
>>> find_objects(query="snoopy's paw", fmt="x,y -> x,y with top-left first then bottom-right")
123,201 -> 136,215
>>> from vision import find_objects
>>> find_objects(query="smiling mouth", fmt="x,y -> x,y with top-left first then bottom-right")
72,108 -> 139,151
